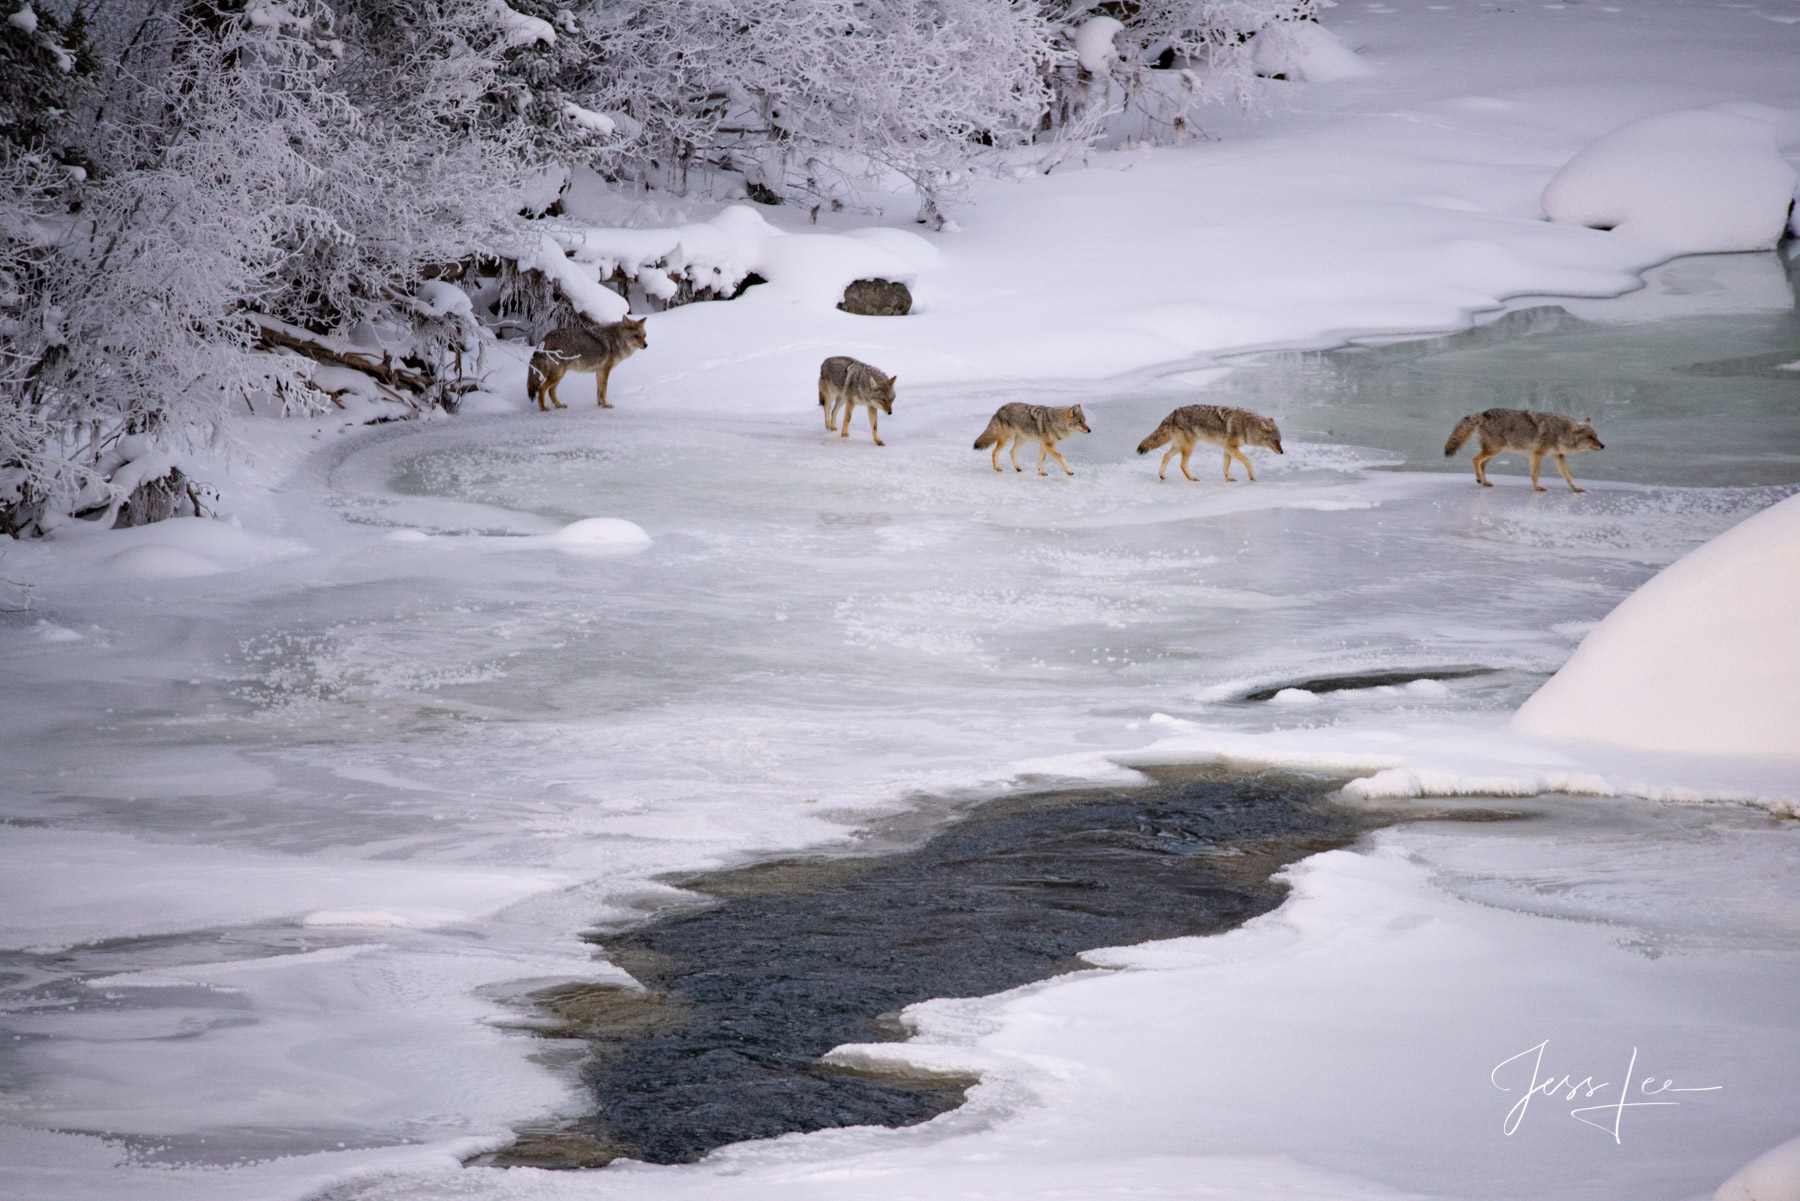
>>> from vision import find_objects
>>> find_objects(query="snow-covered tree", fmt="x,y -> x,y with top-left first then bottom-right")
2,0 -> 582,535
561,0 -> 1053,224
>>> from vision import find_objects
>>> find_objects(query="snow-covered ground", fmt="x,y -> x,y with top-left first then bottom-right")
4,2 -> 1800,1200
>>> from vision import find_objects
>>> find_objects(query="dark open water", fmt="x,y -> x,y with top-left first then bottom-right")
481,770 -> 1423,1168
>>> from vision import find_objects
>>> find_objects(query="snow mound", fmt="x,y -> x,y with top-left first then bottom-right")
542,517 -> 652,554
104,544 -> 224,578
1717,1135 -> 1800,1201
553,205 -> 930,312
1269,687 -> 1322,706
1541,109 -> 1799,253
1253,21 -> 1375,83
1511,492 -> 1800,756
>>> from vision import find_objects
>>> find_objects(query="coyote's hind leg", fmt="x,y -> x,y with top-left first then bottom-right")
1471,449 -> 1497,486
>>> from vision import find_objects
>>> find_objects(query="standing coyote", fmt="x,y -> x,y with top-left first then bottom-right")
527,316 -> 647,411
972,403 -> 1091,475
1444,408 -> 1604,492
1136,404 -> 1284,482
819,356 -> 898,445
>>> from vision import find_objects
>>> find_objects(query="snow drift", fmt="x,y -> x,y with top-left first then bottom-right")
1541,108 -> 1799,253
1511,492 -> 1800,756
1252,21 -> 1375,83
1717,1135 -> 1800,1201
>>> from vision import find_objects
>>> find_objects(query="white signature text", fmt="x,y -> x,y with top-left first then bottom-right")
1490,1041 -> 1722,1142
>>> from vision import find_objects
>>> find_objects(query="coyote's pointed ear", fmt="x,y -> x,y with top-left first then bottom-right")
888,374 -> 898,386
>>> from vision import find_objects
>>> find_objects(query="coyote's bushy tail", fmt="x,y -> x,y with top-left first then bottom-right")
1444,413 -> 1479,456
1136,418 -> 1174,456
972,418 -> 1003,451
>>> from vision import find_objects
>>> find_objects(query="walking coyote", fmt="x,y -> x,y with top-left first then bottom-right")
972,403 -> 1091,475
1136,404 -> 1284,482
527,316 -> 648,411
819,356 -> 898,445
1444,408 -> 1604,492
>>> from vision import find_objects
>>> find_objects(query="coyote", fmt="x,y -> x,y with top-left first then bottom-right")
972,403 -> 1091,475
819,356 -> 898,445
1444,408 -> 1604,492
1136,404 -> 1284,482
527,316 -> 647,411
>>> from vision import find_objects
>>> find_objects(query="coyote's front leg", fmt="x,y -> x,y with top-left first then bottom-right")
1554,453 -> 1584,493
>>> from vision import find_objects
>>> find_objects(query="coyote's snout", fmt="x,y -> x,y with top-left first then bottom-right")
819,356 -> 897,445
972,403 -> 1090,475
1136,404 -> 1283,482
1444,408 -> 1604,492
527,316 -> 648,411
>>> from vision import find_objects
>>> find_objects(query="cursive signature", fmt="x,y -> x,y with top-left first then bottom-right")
1490,1041 -> 1722,1143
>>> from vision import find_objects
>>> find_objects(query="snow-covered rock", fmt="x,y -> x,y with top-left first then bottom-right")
1541,108 -> 1799,253
1511,492 -> 1800,757
540,517 -> 652,554
1252,21 -> 1375,83
1717,1135 -> 1800,1201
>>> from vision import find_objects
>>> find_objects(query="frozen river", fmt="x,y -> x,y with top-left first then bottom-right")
2,253 -> 1797,1201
